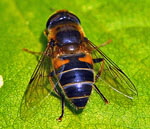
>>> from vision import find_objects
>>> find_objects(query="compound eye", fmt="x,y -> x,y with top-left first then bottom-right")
46,14 -> 61,29
46,10 -> 81,29
68,13 -> 80,24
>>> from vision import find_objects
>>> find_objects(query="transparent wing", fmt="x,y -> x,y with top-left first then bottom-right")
20,45 -> 56,120
87,40 -> 137,105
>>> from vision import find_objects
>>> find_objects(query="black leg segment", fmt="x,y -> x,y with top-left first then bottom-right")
93,58 -> 103,63
54,88 -> 65,121
93,84 -> 109,104
57,95 -> 65,121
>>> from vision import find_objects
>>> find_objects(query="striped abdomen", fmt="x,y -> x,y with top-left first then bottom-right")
55,53 -> 94,109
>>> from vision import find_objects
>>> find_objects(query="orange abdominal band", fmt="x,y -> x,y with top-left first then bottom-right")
78,54 -> 93,64
53,58 -> 70,69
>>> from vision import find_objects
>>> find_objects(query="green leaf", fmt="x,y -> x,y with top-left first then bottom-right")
0,0 -> 150,128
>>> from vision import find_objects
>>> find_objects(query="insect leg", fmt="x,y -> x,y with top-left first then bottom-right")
54,88 -> 65,121
93,58 -> 105,81
23,40 -> 54,56
22,48 -> 43,55
49,71 -> 65,121
97,40 -> 112,48
93,84 -> 109,104
93,58 -> 103,63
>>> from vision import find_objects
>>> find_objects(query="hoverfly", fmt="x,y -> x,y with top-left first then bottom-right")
20,10 -> 137,121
